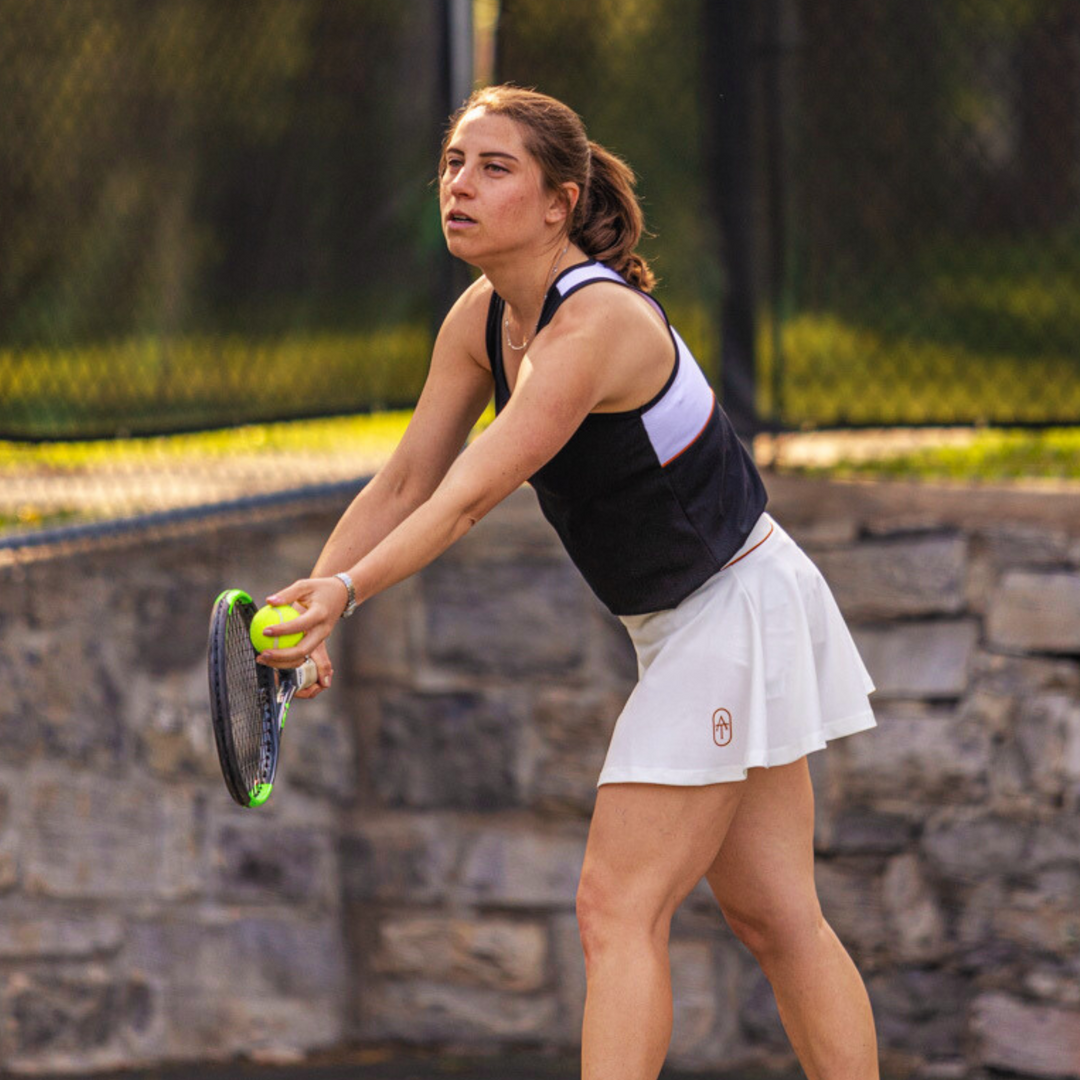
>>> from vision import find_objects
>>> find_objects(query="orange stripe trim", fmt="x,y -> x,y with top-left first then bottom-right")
660,391 -> 717,467
721,522 -> 774,571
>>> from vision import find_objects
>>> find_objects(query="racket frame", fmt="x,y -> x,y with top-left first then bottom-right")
208,588 -> 315,808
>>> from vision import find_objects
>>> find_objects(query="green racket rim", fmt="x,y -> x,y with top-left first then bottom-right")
214,588 -> 253,612
248,782 -> 273,807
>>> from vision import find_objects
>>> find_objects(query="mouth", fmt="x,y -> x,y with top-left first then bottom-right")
446,210 -> 477,228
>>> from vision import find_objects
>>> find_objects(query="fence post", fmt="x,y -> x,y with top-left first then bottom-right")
436,0 -> 476,320
704,0 -> 759,438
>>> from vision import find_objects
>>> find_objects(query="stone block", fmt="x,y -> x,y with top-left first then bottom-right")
920,809 -> 1031,884
370,689 -> 524,811
371,915 -> 548,991
975,525 -> 1075,570
993,871 -> 1080,955
812,535 -> 967,620
90,551 -> 221,678
1028,814 -> 1080,871
972,992 -> 1080,1078
820,810 -> 917,856
210,823 -> 336,906
1025,962 -> 1080,1007
667,940 -> 720,1062
549,913 -> 586,1043
339,813 -> 461,903
815,861 -> 886,963
24,772 -> 201,900
966,525 -> 1075,615
281,700 -> 357,803
458,825 -> 587,909
0,968 -> 154,1070
735,962 -> 787,1049
867,969 -> 969,1061
132,667 -> 220,782
970,649 -> 1080,696
840,706 -> 991,803
882,854 -> 947,963
421,559 -> 590,678
0,906 -> 124,960
124,912 -> 347,1060
357,980 -> 559,1043
1012,692 -> 1080,801
987,570 -> 1080,653
0,629 -> 131,771
852,621 -> 978,699
351,577 -> 418,681
523,688 -> 622,815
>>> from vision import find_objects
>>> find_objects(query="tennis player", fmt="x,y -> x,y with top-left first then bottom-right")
260,85 -> 879,1080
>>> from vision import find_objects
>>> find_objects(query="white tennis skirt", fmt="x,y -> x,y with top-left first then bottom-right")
597,512 -> 877,787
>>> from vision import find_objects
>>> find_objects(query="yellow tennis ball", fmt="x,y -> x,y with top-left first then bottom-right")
250,604 -> 303,652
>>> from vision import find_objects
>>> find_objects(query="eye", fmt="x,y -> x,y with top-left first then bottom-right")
486,162 -> 509,174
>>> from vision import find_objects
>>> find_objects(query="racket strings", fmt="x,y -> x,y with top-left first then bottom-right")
224,610 -> 273,788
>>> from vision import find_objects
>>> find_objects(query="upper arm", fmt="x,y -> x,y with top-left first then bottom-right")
431,294 -> 621,520
377,278 -> 495,503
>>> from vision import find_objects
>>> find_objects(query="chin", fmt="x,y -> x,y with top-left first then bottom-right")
444,234 -> 489,268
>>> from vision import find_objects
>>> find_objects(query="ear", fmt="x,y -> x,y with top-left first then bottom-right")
545,182 -> 580,226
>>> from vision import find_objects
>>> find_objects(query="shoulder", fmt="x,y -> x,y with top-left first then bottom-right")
545,276 -> 667,349
437,274 -> 497,369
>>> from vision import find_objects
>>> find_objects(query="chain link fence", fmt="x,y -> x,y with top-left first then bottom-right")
2,0 -> 1079,542
497,0 -> 1080,429
1,0 -> 448,444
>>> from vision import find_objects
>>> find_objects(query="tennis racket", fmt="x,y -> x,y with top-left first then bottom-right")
207,588 -> 317,808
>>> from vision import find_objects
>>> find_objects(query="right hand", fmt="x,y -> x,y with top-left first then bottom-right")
297,641 -> 333,699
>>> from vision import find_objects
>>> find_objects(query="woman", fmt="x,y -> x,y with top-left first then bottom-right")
259,85 -> 880,1080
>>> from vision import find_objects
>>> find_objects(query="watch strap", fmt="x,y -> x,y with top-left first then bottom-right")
333,571 -> 358,618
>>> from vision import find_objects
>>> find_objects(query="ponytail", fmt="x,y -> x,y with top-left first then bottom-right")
442,85 -> 656,292
572,141 -> 655,293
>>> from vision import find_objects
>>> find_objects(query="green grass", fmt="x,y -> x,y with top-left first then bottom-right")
756,231 -> 1080,427
0,409 -> 417,472
777,427 -> 1080,484
0,325 -> 432,439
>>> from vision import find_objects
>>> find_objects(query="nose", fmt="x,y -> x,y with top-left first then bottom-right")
446,163 -> 475,197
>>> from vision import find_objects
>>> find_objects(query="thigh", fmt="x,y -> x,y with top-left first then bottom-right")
705,758 -> 821,936
582,781 -> 746,920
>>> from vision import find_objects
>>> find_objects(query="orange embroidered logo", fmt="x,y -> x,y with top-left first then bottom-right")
712,708 -> 733,747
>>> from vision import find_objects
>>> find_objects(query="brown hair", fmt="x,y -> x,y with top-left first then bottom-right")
441,85 -> 655,292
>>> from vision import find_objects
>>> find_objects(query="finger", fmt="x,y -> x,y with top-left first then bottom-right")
257,631 -> 326,669
261,606 -> 323,639
265,581 -> 308,606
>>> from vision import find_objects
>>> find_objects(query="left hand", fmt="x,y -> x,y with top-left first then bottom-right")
255,576 -> 350,670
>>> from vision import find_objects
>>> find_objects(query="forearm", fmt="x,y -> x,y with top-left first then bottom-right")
345,474 -> 492,604
310,469 -> 430,578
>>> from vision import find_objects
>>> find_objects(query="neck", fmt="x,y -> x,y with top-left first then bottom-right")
483,236 -> 583,332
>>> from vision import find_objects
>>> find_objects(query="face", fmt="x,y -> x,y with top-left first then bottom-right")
439,108 -> 568,267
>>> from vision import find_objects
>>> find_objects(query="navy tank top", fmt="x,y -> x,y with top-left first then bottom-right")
485,261 -> 768,616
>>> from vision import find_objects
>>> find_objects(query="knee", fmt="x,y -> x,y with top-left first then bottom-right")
720,896 -> 825,967
576,869 -> 667,970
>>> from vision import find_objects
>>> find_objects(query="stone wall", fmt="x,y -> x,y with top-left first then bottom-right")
1,475 -> 1078,1078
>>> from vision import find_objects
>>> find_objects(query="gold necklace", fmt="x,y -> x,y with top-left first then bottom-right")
504,241 -> 571,352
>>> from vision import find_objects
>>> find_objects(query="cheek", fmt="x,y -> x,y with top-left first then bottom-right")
494,185 -> 544,226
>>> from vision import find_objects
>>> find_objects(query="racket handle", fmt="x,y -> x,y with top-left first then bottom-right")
296,658 -> 319,691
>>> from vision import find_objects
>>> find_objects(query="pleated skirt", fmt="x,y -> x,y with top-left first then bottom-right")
597,513 -> 877,786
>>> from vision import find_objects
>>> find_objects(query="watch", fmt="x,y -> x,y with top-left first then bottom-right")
333,571 -> 358,618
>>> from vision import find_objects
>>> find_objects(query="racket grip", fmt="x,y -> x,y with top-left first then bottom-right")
296,658 -> 319,691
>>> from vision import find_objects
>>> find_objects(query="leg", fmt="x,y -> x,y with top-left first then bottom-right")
577,780 -> 746,1080
705,757 -> 879,1080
